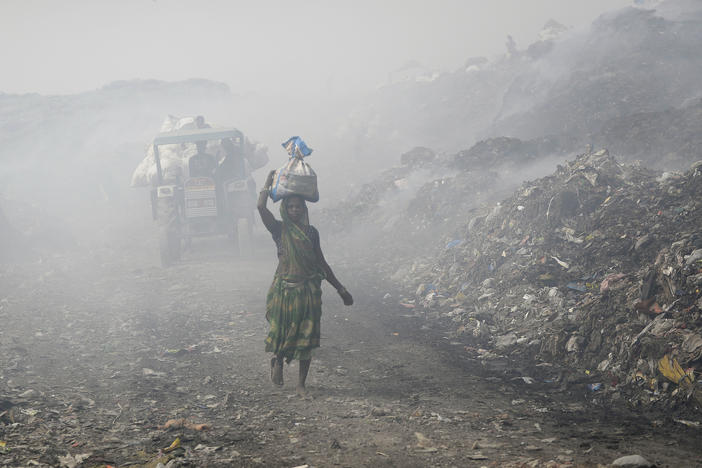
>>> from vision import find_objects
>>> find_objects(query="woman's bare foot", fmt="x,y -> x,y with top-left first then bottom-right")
297,359 -> 311,398
270,357 -> 283,386
296,385 -> 312,399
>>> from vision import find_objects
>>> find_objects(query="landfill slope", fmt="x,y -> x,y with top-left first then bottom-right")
321,136 -> 574,249
390,150 -> 702,412
595,97 -> 702,170
337,2 -> 702,175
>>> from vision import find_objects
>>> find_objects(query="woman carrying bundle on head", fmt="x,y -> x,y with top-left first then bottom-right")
257,169 -> 353,397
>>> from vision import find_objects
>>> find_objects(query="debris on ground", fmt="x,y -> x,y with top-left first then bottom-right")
611,454 -> 653,467
159,418 -> 211,431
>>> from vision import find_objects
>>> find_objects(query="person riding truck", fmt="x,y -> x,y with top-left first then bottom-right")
189,140 -> 217,178
215,138 -> 257,219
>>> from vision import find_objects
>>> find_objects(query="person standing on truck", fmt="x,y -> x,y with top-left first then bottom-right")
217,138 -> 256,249
195,115 -> 211,129
257,170 -> 353,396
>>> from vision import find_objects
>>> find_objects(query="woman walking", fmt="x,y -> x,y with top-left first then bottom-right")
258,170 -> 353,396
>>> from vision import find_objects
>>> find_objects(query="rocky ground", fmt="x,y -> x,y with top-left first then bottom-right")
1,229 -> 702,467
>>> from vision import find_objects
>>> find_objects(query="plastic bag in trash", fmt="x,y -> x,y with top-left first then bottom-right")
270,137 -> 319,202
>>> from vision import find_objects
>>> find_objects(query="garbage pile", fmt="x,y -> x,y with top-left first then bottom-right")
319,146 -> 447,235
320,137 -> 580,289
393,150 -> 702,410
451,136 -> 574,171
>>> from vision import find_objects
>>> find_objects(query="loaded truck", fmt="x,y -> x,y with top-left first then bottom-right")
149,127 -> 257,266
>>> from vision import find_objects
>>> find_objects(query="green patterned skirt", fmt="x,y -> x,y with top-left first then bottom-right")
265,275 -> 323,362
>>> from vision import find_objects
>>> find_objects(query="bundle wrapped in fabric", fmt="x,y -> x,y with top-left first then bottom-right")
270,136 -> 319,202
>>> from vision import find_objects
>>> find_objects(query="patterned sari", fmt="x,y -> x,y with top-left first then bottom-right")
265,198 -> 325,361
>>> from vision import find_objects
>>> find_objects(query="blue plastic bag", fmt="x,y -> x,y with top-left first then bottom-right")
282,136 -> 313,159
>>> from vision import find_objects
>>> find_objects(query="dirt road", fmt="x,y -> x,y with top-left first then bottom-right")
1,233 -> 702,467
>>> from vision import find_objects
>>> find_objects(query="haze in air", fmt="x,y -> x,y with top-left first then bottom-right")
2,1 -> 702,466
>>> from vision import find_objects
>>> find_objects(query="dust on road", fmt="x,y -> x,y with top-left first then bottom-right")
1,237 -> 701,467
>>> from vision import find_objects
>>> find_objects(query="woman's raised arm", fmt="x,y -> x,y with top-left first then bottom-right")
257,170 -> 278,233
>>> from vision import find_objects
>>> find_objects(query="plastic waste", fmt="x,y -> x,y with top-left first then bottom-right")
658,354 -> 693,386
551,256 -> 570,269
611,454 -> 652,467
674,419 -> 701,428
600,273 -> 626,292
566,282 -> 587,292
163,437 -> 181,453
270,136 -> 319,202
160,418 -> 210,431
445,239 -> 463,249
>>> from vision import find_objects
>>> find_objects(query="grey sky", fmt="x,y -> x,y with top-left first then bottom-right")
2,0 -> 632,97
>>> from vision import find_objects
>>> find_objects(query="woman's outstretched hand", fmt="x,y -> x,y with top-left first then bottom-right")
337,286 -> 353,306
